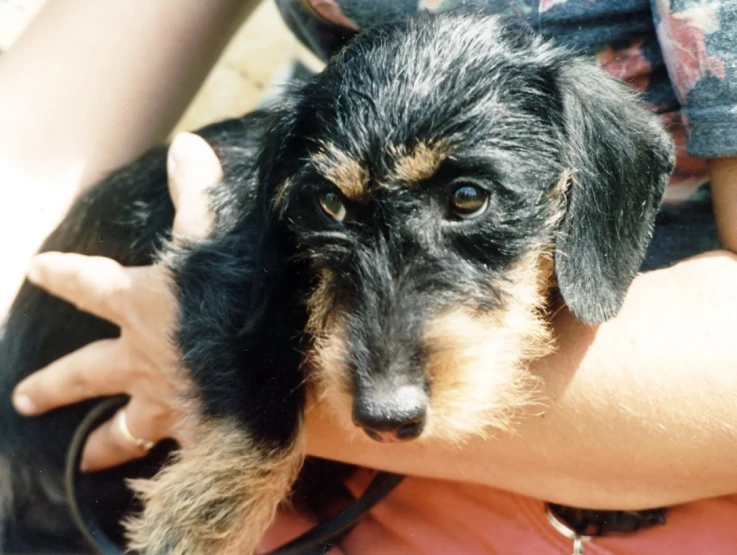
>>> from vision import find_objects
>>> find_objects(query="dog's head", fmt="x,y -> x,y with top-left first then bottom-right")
257,13 -> 674,443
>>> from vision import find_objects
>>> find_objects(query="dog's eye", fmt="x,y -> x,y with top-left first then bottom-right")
319,190 -> 347,222
450,185 -> 489,219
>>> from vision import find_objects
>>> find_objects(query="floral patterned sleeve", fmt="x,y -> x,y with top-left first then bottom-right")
274,0 -> 736,189
652,0 -> 737,159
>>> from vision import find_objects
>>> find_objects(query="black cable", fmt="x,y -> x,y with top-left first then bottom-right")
65,399 -> 404,555
65,396 -> 129,555
268,471 -> 404,555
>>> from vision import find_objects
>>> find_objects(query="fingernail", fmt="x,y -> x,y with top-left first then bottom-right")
26,260 -> 42,284
168,132 -> 201,173
27,253 -> 61,284
13,393 -> 38,415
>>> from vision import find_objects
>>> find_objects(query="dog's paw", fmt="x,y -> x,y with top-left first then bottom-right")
125,419 -> 304,555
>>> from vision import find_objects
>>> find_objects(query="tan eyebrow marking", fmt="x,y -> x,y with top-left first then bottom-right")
389,140 -> 450,185
311,143 -> 369,201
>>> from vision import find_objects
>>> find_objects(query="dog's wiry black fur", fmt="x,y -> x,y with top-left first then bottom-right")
0,115 -> 272,553
0,12 -> 718,554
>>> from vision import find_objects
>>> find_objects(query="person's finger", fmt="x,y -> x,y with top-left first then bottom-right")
167,132 -> 221,240
26,252 -> 134,325
12,339 -> 134,416
81,398 -> 172,471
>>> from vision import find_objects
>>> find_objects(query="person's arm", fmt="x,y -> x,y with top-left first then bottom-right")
0,0 -> 260,312
0,0 -> 260,188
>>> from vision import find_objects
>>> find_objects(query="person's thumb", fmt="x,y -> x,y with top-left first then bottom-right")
167,132 -> 222,239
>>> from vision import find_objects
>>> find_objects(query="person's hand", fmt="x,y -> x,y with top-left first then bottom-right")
12,132 -> 221,471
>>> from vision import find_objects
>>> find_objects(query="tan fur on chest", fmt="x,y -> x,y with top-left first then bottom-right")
126,420 -> 305,555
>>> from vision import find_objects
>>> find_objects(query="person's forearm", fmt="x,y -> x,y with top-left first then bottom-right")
0,0 -> 259,312
0,0 -> 259,190
305,251 -> 737,510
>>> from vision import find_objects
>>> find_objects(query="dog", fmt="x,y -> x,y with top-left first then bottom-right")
0,11 -> 719,554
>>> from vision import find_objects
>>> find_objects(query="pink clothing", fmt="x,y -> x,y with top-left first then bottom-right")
261,470 -> 737,554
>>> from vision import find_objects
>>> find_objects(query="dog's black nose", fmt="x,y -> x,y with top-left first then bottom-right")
353,385 -> 428,443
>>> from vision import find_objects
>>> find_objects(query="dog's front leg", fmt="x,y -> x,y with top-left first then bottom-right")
122,228 -> 306,554
125,417 -> 304,555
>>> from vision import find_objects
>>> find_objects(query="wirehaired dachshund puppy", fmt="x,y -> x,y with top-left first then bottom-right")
0,11 -> 717,555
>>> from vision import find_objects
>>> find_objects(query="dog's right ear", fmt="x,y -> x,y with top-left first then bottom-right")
553,60 -> 675,324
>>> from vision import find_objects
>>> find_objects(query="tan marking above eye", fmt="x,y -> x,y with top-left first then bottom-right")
312,143 -> 369,201
389,140 -> 451,185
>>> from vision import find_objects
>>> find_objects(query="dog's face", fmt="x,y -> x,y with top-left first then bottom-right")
260,14 -> 674,443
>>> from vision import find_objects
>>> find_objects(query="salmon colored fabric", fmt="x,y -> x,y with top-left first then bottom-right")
260,469 -> 737,554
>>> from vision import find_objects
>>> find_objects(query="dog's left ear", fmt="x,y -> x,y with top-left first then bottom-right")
553,60 -> 675,324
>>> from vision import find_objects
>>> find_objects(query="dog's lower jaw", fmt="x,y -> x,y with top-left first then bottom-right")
125,418 -> 305,555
